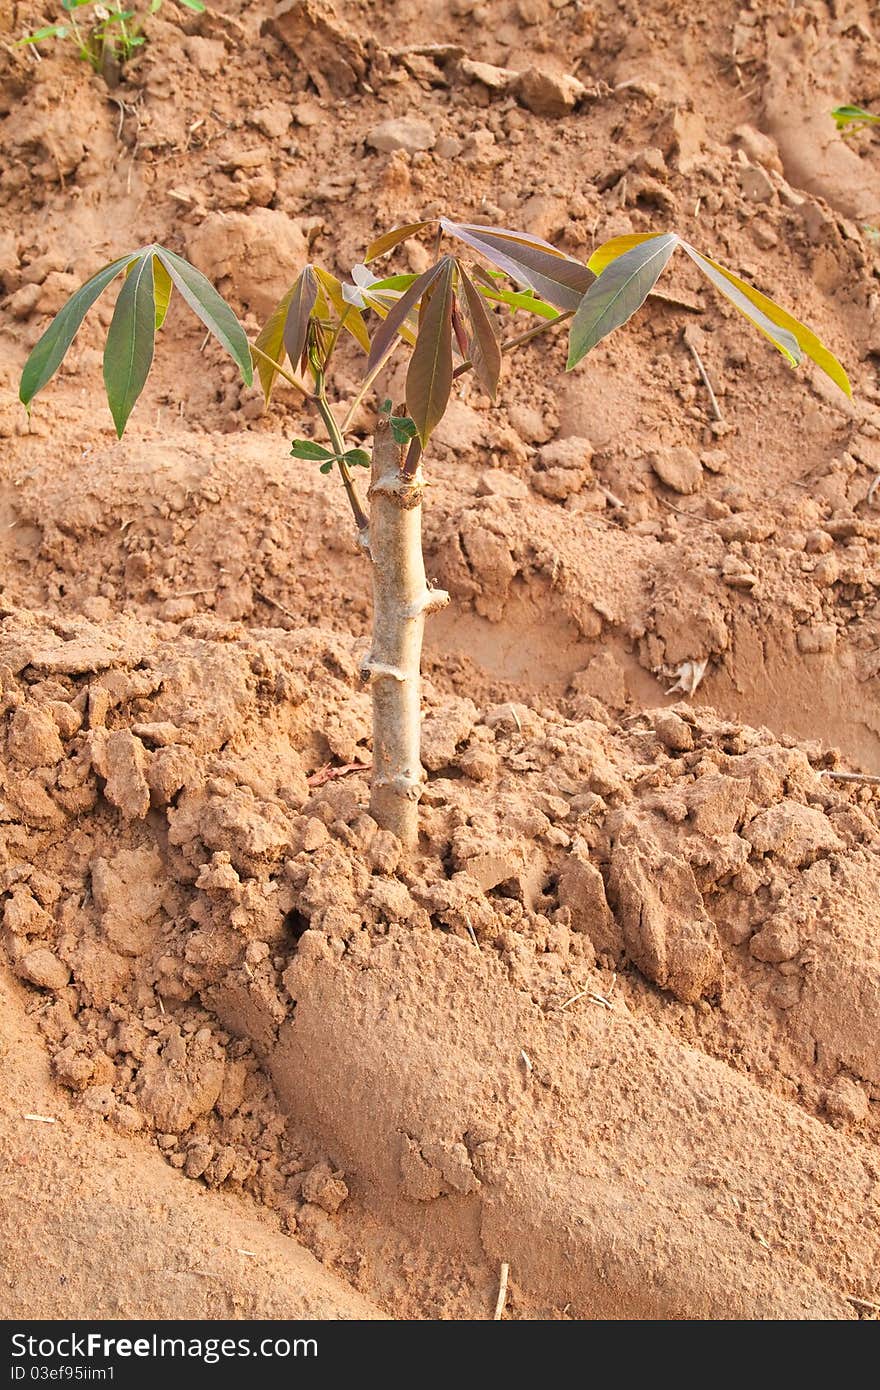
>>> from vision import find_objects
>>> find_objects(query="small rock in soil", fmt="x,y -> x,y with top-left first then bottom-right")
366,118 -> 437,155
515,67 -> 586,117
301,1161 -> 349,1214
655,710 -> 694,752
16,948 -> 71,991
823,1075 -> 869,1125
651,446 -> 703,494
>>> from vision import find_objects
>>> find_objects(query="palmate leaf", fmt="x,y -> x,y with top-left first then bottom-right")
440,218 -> 593,311
20,243 -> 253,434
342,265 -> 426,347
680,243 -> 852,395
254,267 -> 370,402
355,294 -> 419,346
20,251 -> 141,409
390,413 -> 417,445
103,251 -> 157,438
567,233 -> 679,367
406,258 -> 455,447
290,440 -> 371,475
154,246 -> 253,386
575,230 -> 851,396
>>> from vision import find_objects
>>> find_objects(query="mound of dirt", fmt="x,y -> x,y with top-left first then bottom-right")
1,601 -> 879,1315
0,972 -> 383,1319
2,0 -> 880,1321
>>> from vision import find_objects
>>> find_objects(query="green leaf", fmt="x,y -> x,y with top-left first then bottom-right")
440,219 -> 594,311
152,256 -> 173,329
282,265 -> 318,374
472,277 -> 559,320
155,245 -> 253,387
367,260 -> 446,373
831,104 -> 879,129
178,0 -> 206,9
291,440 -> 334,460
253,287 -> 295,402
20,251 -> 139,410
406,258 -> 455,447
343,448 -> 371,468
369,272 -> 420,292
567,233 -> 679,368
103,251 -> 157,437
319,460 -> 333,474
16,25 -> 68,42
365,222 -> 433,262
390,414 -> 417,445
681,243 -> 851,395
458,264 -> 501,399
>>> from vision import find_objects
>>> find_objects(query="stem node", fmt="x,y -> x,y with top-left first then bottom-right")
366,417 -> 440,849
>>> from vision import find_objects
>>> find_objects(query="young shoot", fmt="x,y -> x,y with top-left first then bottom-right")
19,219 -> 851,849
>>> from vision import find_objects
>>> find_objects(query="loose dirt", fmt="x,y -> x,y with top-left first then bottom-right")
1,0 -> 879,1320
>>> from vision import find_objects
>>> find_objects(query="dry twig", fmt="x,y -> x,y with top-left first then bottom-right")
494,1262 -> 510,1320
683,329 -> 723,421
307,761 -> 371,788
820,769 -> 880,786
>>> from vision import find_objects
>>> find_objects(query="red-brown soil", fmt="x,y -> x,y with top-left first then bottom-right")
1,0 -> 880,1320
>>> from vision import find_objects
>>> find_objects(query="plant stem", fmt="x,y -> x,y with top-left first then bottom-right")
313,373 -> 371,546
324,303 -> 352,362
249,344 -> 369,546
118,11 -> 130,56
362,415 -> 448,848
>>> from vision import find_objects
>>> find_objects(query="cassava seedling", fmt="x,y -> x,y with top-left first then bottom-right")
16,0 -> 205,83
19,221 -> 851,849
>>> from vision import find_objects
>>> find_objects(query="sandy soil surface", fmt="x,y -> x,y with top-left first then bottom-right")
1,0 -> 879,1320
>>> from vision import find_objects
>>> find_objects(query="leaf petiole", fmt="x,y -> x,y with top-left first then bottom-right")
249,342 -> 314,400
